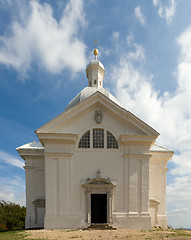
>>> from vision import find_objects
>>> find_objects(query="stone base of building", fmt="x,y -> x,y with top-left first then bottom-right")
44,212 -> 151,230
25,215 -> 34,229
157,215 -> 168,228
25,215 -> 44,229
112,213 -> 151,229
44,213 -> 86,229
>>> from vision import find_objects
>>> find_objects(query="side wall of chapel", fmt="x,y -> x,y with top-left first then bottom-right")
24,155 -> 45,229
149,153 -> 169,228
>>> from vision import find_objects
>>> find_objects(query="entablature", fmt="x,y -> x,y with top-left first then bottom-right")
123,153 -> 152,159
36,133 -> 78,145
44,152 -> 73,157
16,148 -> 44,161
150,151 -> 174,162
120,134 -> 157,145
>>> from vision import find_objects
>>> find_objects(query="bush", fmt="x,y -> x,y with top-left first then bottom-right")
0,200 -> 26,230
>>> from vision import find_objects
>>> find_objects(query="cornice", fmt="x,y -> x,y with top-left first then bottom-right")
36,133 -> 78,144
120,135 -> 157,144
16,148 -> 44,160
123,153 -> 152,159
44,152 -> 73,157
150,151 -> 174,161
17,148 -> 44,153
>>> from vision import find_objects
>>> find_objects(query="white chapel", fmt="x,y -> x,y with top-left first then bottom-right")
17,48 -> 173,230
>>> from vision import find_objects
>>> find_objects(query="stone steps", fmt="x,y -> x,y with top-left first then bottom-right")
86,223 -> 117,230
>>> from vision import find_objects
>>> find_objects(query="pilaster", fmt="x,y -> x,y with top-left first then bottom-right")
24,165 -> 35,229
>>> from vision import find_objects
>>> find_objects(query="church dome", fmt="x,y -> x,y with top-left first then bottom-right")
66,47 -> 124,110
65,86 -> 123,110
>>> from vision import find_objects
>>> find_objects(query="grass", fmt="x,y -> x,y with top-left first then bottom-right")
0,230 -> 27,240
0,230 -> 45,240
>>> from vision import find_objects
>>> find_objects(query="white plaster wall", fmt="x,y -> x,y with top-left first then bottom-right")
39,103 -> 159,229
43,104 -> 152,229
44,149 -> 151,229
51,104 -> 146,136
74,151 -> 124,211
149,155 -> 168,228
24,156 -> 45,229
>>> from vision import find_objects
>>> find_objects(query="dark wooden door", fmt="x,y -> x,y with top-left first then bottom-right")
91,194 -> 107,223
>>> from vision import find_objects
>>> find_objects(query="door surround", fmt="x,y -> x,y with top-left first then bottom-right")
82,176 -> 115,225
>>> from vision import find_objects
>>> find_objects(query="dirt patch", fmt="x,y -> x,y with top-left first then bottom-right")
24,228 -> 191,240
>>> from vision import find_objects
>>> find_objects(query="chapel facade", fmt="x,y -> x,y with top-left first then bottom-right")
17,49 -> 173,229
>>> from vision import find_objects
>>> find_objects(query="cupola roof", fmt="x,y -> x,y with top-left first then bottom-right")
66,47 -> 123,110
66,86 -> 123,110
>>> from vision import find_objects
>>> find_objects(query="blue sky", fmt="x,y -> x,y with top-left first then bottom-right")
0,0 -> 191,229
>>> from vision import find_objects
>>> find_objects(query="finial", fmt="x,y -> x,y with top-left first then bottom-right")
94,39 -> 98,60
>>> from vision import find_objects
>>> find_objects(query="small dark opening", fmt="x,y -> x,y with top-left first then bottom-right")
91,194 -> 107,223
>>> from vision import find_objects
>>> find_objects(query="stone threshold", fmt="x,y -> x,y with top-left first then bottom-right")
85,223 -> 117,230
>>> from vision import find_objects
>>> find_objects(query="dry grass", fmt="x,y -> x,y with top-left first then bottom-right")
24,228 -> 191,240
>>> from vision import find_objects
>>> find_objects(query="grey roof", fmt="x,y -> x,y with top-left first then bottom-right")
16,141 -> 43,150
66,87 -> 124,110
150,144 -> 173,152
86,59 -> 105,70
17,141 -> 172,153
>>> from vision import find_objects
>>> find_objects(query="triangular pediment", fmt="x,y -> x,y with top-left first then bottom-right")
36,91 -> 159,138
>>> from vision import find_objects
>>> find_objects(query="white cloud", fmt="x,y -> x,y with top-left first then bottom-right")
127,43 -> 145,63
0,0 -> 87,79
153,0 -> 176,24
167,176 -> 191,206
0,176 -> 25,205
171,151 -> 191,176
166,175 -> 191,228
111,24 -> 191,227
126,33 -> 134,46
1,0 -> 11,7
112,31 -> 120,42
134,6 -> 146,27
0,150 -> 24,168
153,0 -> 159,7
112,25 -> 191,176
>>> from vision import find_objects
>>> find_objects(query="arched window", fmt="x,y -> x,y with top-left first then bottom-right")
78,129 -> 118,149
107,131 -> 118,149
93,129 -> 104,148
79,130 -> 90,148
